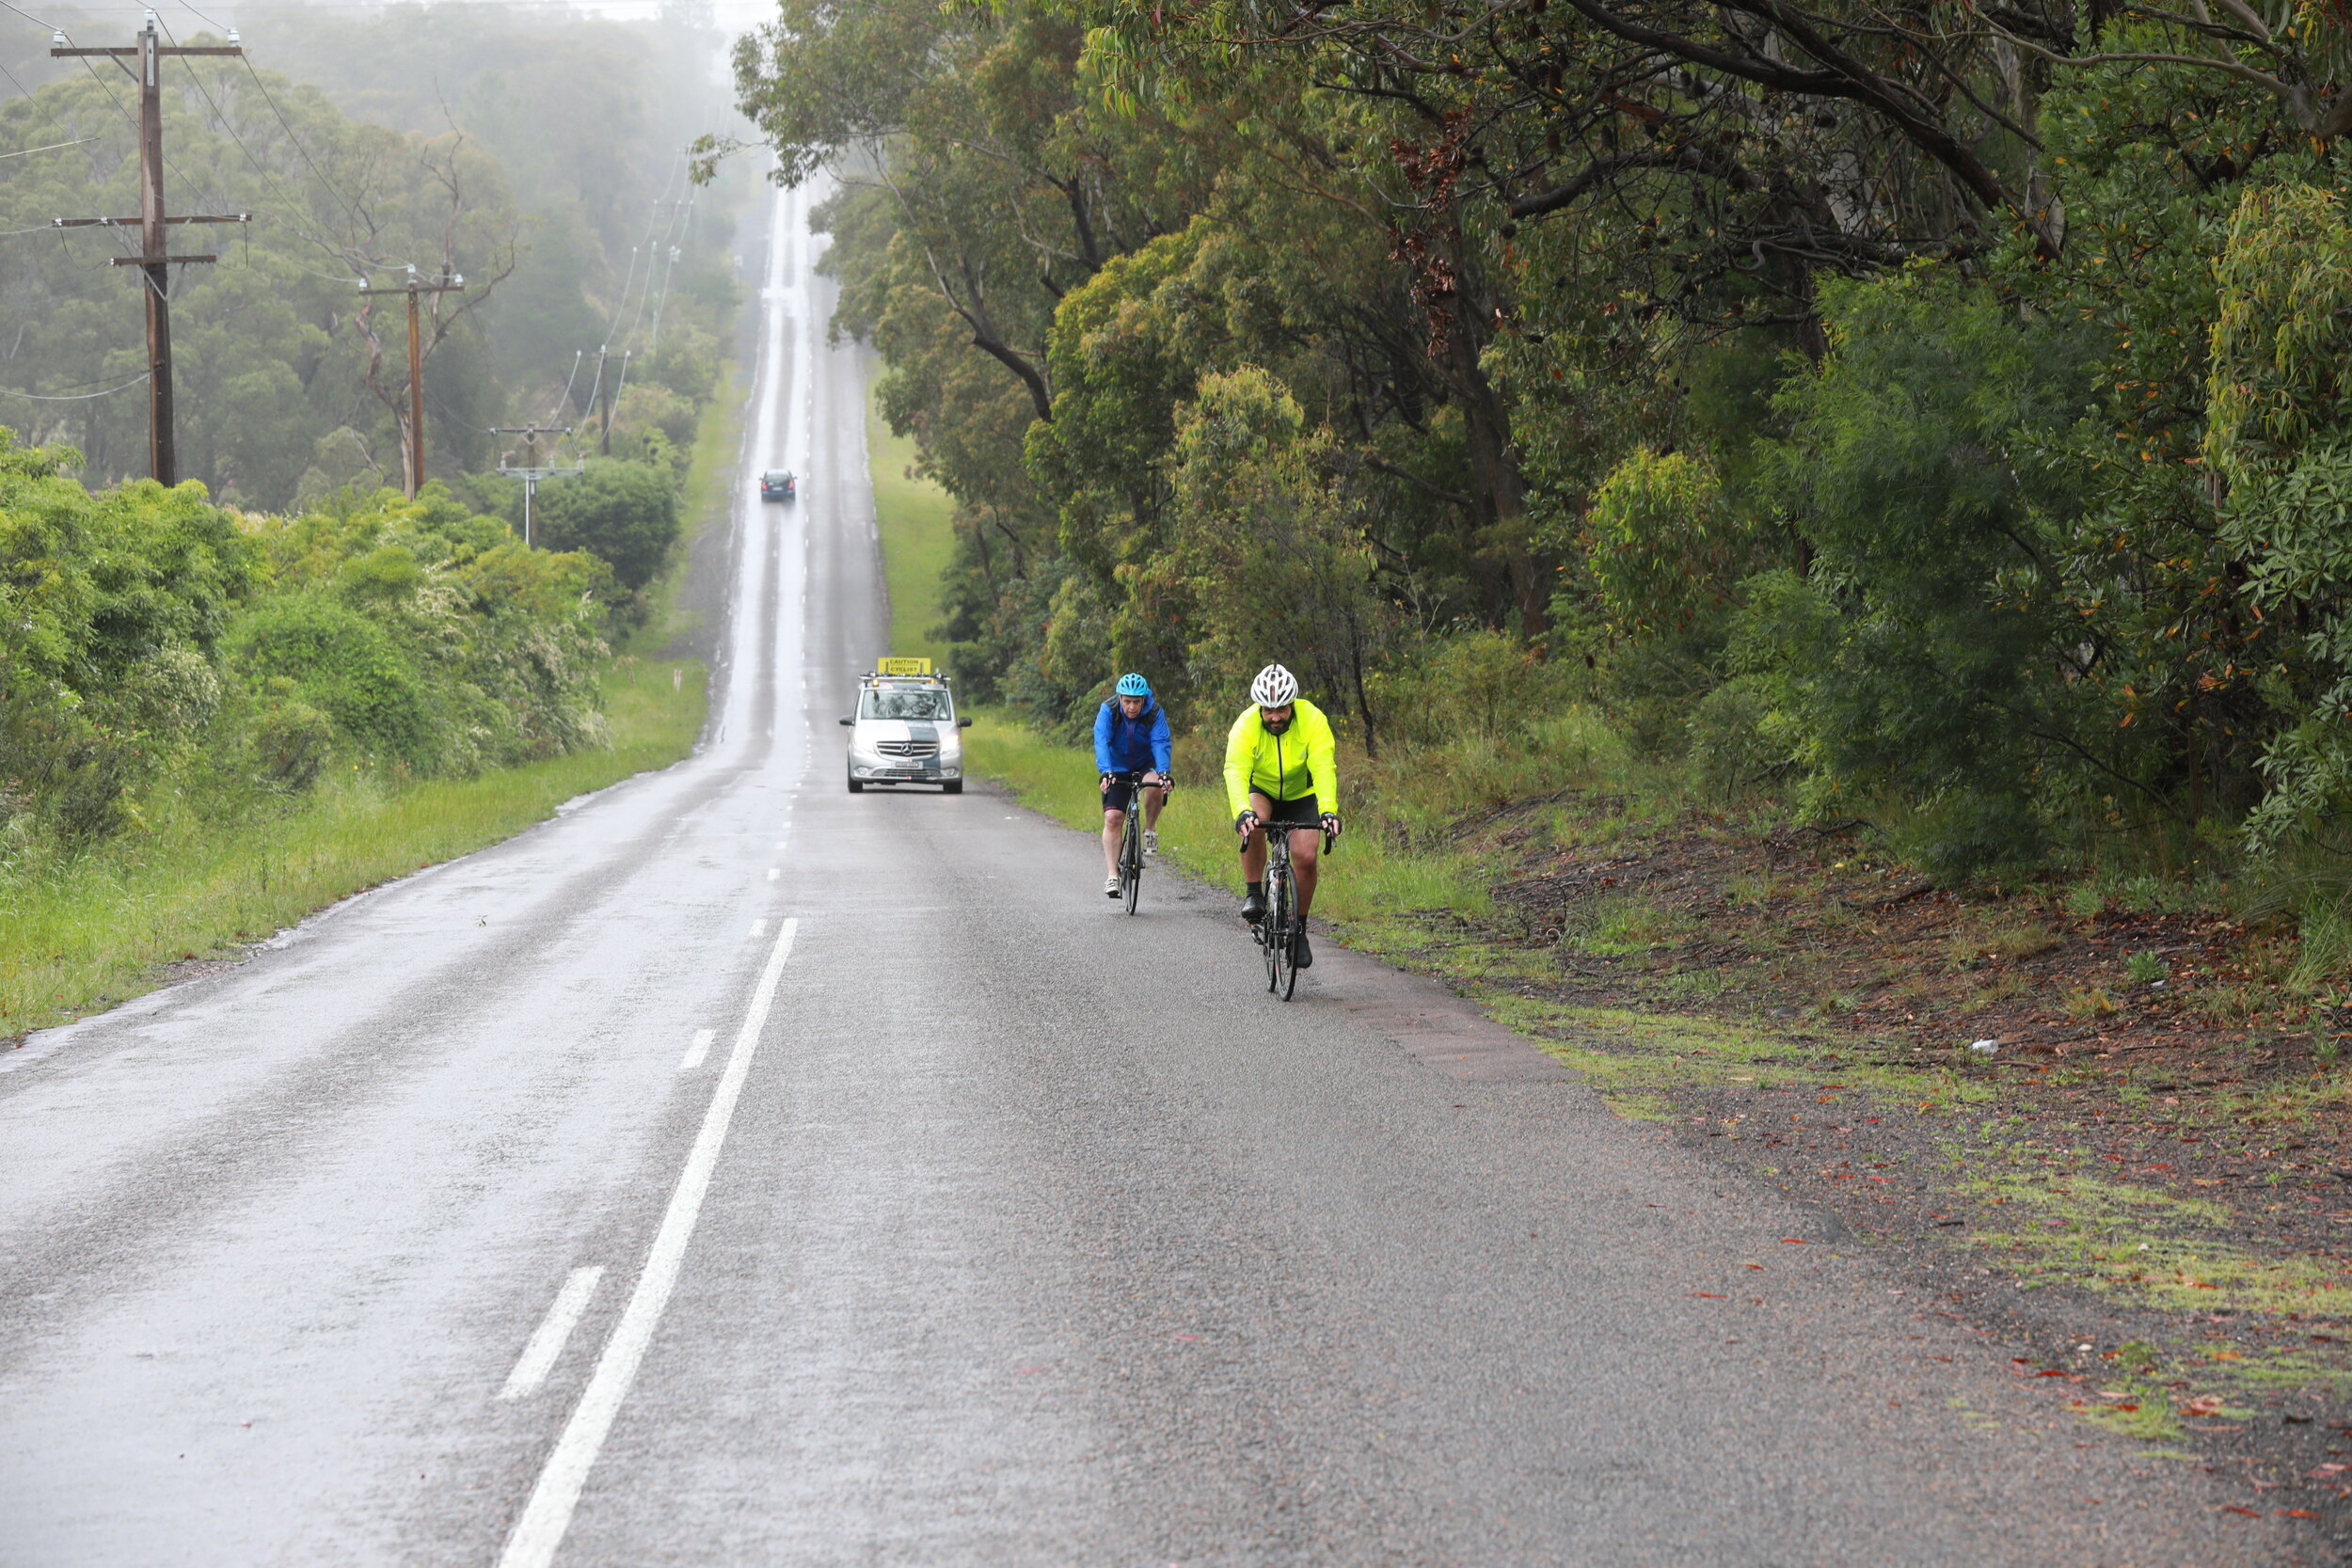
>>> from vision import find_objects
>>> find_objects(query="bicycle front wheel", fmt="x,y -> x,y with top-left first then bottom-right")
1266,867 -> 1294,996
1121,814 -> 1142,915
1277,900 -> 1300,1001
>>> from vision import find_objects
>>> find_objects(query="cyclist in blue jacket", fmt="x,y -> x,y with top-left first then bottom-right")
1095,673 -> 1173,896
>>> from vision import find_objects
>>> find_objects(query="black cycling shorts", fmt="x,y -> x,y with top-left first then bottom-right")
1103,774 -> 1160,813
1252,792 -> 1320,829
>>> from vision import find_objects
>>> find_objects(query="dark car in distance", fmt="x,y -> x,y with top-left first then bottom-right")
759,469 -> 797,501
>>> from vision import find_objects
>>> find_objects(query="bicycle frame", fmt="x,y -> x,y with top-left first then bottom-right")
1250,819 -> 1331,1000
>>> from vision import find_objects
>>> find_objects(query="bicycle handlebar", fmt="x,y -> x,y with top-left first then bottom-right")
1234,818 -> 1337,856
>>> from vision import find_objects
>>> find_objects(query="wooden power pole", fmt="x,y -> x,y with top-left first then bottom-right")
360,266 -> 466,497
52,13 -> 248,487
591,345 -> 630,455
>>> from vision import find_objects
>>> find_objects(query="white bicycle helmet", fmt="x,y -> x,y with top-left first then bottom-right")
1250,663 -> 1299,707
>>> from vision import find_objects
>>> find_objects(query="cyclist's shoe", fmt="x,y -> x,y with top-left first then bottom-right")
1144,829 -> 1159,856
1104,875 -> 1121,898
1294,932 -> 1313,969
1240,890 -> 1266,925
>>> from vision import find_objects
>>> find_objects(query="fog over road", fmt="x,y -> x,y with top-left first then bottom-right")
0,188 -> 2293,1566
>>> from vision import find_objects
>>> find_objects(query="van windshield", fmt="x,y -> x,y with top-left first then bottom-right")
861,688 -> 952,721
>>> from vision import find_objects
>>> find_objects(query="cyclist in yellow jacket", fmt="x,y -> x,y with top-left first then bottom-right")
1225,663 -> 1343,967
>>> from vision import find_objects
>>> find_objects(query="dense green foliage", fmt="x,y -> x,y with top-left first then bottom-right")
1,6 -> 743,833
730,0 -> 2352,896
0,4 -> 744,515
529,459 -> 683,594
0,426 -> 614,870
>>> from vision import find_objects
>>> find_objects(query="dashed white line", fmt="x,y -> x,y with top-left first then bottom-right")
499,1268 -> 604,1402
749,918 -> 767,938
678,1027 -> 717,1071
765,867 -> 779,881
499,917 -> 802,1568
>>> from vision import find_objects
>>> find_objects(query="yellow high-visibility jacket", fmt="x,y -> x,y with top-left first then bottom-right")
1223,698 -> 1339,817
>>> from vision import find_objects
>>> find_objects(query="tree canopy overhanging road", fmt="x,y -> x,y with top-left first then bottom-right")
0,184 -> 2304,1566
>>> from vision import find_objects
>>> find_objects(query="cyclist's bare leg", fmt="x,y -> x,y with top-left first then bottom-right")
1142,784 -> 1168,831
1291,825 -> 1321,917
1239,790 -> 1276,880
1103,808 -> 1126,876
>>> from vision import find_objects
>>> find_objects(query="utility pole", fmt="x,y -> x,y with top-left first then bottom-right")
359,266 -> 466,498
590,345 -> 630,455
489,425 -> 580,547
52,11 -> 248,487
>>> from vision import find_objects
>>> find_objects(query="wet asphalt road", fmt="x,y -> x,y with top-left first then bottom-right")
0,186 -> 2299,1566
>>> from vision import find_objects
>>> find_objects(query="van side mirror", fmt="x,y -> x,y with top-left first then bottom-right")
837,716 -> 853,726
959,716 -> 973,728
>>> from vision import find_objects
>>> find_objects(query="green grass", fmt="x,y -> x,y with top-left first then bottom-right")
1954,1169 -> 2352,1316
0,657 -> 707,1040
866,388 -> 956,665
625,356 -> 742,657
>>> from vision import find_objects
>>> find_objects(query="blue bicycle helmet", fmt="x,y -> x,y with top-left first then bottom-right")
1115,673 -> 1152,699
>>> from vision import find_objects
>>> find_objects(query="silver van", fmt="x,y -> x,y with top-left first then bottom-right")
839,667 -> 969,793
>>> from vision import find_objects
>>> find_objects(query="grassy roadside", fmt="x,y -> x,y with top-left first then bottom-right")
3,363 -> 741,1042
865,388 -> 956,665
1,659 -> 705,1039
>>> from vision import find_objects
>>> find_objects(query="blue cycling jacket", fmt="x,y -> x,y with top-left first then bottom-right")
1094,698 -> 1173,774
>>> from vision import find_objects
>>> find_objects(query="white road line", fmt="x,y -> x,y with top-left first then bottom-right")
765,867 -> 779,881
749,918 -> 767,938
499,1268 -> 604,1402
677,1028 -> 716,1072
499,918 -> 801,1568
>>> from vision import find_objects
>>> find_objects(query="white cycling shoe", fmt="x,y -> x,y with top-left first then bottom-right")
1104,875 -> 1120,897
1144,830 -> 1159,856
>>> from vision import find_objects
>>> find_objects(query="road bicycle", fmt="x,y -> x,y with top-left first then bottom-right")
1252,819 -> 1333,1001
1104,770 -> 1166,916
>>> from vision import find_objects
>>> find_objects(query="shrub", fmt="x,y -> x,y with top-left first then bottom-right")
247,697 -> 337,790
1686,675 -> 1791,799
229,594 -> 436,768
1586,447 -> 1756,639
1367,629 -> 1589,751
532,459 -> 680,591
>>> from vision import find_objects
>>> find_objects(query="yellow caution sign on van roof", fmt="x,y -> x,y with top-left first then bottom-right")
876,656 -> 932,676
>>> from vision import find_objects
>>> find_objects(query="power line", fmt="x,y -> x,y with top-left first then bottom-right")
147,16 -> 243,219
233,47 -> 372,239
644,194 -> 690,357
0,135 -> 98,159
540,347 -> 583,429
167,0 -> 232,29
0,371 -> 151,401
599,152 -> 681,347
150,13 -> 384,272
0,32 -> 141,201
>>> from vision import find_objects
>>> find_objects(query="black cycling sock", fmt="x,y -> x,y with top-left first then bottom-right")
1246,881 -> 1263,896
